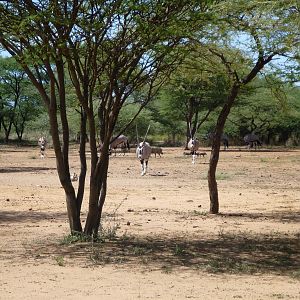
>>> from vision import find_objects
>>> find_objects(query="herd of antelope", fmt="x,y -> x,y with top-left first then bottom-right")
38,130 -> 263,175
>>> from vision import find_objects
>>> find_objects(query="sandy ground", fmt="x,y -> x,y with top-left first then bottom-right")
0,144 -> 299,299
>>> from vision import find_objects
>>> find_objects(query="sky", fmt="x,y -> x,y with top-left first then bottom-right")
0,49 -> 10,57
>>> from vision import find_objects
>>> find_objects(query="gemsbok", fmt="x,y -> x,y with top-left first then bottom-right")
187,138 -> 200,164
38,136 -> 47,158
136,141 -> 152,176
244,133 -> 262,150
98,134 -> 130,156
151,146 -> 163,158
207,132 -> 229,150
109,134 -> 130,156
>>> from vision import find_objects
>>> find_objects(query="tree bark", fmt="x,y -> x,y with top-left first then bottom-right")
77,108 -> 87,215
65,189 -> 82,233
208,83 -> 240,214
84,146 -> 110,237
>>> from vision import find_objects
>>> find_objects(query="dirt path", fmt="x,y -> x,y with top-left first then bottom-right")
0,145 -> 299,299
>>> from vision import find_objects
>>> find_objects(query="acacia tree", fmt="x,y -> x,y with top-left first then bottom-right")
0,57 -> 26,142
13,91 -> 42,141
199,0 -> 300,213
159,52 -> 230,148
0,0 -> 205,236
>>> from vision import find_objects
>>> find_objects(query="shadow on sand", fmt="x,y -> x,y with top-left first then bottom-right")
0,166 -> 56,173
0,210 -> 67,223
5,210 -> 296,278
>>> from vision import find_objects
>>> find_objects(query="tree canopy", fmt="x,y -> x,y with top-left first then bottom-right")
0,0 -> 299,236
0,0 -> 208,236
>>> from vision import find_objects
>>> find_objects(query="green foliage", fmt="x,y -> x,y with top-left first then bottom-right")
1,0 -> 300,237
0,57 -> 44,141
54,256 -> 65,267
60,232 -> 93,245
148,48 -> 232,143
227,77 -> 300,144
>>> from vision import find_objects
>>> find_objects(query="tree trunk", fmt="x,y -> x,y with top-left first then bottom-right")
208,144 -> 220,213
3,121 -> 11,143
208,83 -> 240,214
172,132 -> 176,145
76,109 -> 87,214
66,190 -> 83,233
84,148 -> 110,237
94,177 -> 107,236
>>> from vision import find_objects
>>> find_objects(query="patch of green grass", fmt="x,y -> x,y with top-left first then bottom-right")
60,232 -> 92,245
174,244 -> 185,256
192,210 -> 208,216
161,265 -> 173,274
204,258 -> 257,274
99,222 -> 120,241
90,249 -> 111,265
132,246 -> 146,256
271,294 -> 285,299
54,255 -> 65,266
119,232 -> 134,242
290,158 -> 300,163
234,171 -> 247,176
216,172 -> 231,180
292,270 -> 300,279
200,172 -> 231,180
260,158 -> 269,163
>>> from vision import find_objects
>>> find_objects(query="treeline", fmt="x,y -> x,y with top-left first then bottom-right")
1,53 -> 299,146
1,55 -> 300,147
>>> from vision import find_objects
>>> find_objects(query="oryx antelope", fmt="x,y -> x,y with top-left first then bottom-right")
151,146 -> 163,158
109,134 -> 130,156
187,138 -> 200,164
136,142 -> 152,176
244,133 -> 262,149
221,134 -> 229,150
70,172 -> 78,182
38,136 -> 47,158
207,132 -> 229,150
98,134 -> 130,156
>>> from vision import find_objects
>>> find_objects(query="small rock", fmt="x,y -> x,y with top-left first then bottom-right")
126,221 -> 131,226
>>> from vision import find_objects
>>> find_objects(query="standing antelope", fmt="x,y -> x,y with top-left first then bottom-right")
98,134 -> 130,156
244,133 -> 262,149
109,134 -> 130,156
151,146 -> 163,158
136,142 -> 152,176
207,132 -> 229,150
187,138 -> 200,164
38,136 -> 47,158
